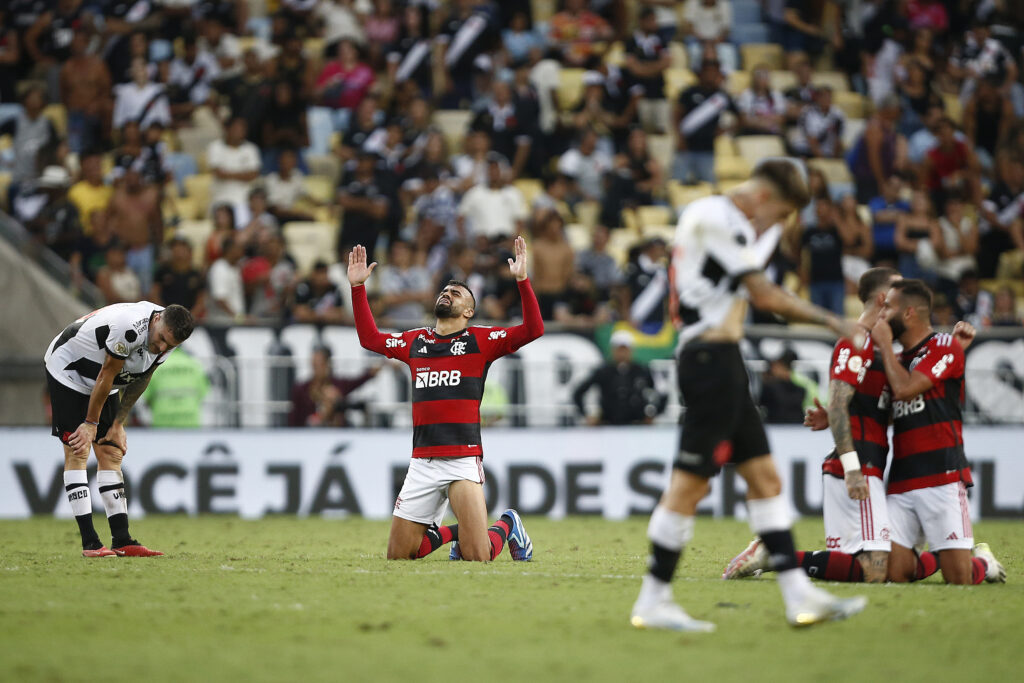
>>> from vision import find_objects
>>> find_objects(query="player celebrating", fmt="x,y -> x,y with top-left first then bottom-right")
872,280 -> 1005,584
44,302 -> 195,557
347,238 -> 542,562
630,159 -> 868,632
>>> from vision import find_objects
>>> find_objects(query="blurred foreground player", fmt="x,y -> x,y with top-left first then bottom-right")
347,238 -> 543,561
630,159 -> 868,632
44,303 -> 194,557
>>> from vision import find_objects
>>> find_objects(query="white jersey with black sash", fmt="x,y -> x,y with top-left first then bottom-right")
44,302 -> 169,396
671,195 -> 781,348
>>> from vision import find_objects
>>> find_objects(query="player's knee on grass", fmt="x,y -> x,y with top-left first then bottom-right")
857,551 -> 889,583
938,549 -> 972,585
459,539 -> 492,562
887,544 -> 917,582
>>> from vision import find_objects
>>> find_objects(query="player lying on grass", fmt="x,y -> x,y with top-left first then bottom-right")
44,303 -> 194,557
630,159 -> 869,633
348,238 -> 541,562
725,279 -> 1005,585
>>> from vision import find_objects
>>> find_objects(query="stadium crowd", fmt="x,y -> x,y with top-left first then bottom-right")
1,0 -> 1023,334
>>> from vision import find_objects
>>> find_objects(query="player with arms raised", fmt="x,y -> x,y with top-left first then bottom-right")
347,237 -> 543,562
44,302 -> 195,557
630,159 -> 868,632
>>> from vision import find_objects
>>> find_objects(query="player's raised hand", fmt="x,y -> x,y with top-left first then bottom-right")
803,397 -> 829,431
347,244 -> 377,286
507,235 -> 528,281
952,320 -> 976,348
871,317 -> 893,347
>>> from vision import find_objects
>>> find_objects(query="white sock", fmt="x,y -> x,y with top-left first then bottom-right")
64,470 -> 92,517
776,568 -> 813,605
747,495 -> 811,605
636,507 -> 695,609
97,470 -> 127,518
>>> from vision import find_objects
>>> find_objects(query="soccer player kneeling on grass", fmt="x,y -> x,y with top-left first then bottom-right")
630,159 -> 869,632
44,303 -> 194,557
347,237 -> 542,562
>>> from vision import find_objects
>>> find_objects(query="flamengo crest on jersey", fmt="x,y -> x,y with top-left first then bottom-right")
672,196 -> 782,348
44,302 -> 169,396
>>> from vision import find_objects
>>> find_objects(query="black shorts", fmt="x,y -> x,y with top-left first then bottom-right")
47,372 -> 120,445
674,342 -> 771,478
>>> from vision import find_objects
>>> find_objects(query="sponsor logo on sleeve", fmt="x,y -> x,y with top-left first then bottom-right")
488,330 -> 507,340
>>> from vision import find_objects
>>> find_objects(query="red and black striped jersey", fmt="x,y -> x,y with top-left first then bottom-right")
887,332 -> 972,495
822,332 -> 890,480
352,279 -> 543,458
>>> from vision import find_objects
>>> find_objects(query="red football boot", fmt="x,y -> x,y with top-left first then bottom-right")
82,546 -> 117,558
113,543 -> 164,557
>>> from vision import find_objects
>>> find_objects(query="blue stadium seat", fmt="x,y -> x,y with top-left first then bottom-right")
305,107 -> 336,157
732,23 -> 771,45
732,1 -> 763,25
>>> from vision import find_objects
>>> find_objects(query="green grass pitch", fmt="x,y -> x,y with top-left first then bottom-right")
0,516 -> 1020,682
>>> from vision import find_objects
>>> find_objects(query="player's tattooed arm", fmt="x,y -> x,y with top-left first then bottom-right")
826,380 -> 856,455
114,366 -> 156,425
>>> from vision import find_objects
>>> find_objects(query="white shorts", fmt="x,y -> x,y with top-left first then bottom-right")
393,456 -> 484,526
822,475 -> 891,554
887,481 -> 974,552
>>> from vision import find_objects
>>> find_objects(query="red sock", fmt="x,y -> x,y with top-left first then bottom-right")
487,520 -> 511,560
971,557 -> 987,585
913,551 -> 940,581
415,524 -> 458,559
796,551 -> 864,582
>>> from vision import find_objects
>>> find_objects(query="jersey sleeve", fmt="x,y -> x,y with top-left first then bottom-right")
477,279 -> 544,360
830,339 -> 866,387
703,214 -> 768,280
912,335 -> 965,383
101,316 -> 143,360
351,284 -> 411,361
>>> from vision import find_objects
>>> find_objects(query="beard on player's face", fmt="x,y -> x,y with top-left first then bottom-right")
888,313 -> 906,339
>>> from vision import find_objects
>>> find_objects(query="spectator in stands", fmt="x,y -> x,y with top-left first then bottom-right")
680,0 -> 735,73
67,150 -> 112,237
990,286 -> 1022,328
59,29 -> 112,154
106,166 -> 162,291
207,235 -> 247,322
451,128 -> 492,193
672,58 -> 735,185
142,347 -> 210,428
963,75 -> 1014,173
759,348 -> 818,424
783,54 -> 815,118
23,165 -> 81,260
112,121 -> 170,188
70,208 -> 116,285
96,241 -> 142,304
316,38 -> 375,113
894,190 -> 938,280
798,167 -> 828,229
849,94 -> 905,203
263,80 -> 309,170
781,0 -> 826,62
364,0 -> 401,68
238,187 -> 279,244
548,0 -> 613,67
471,78 -> 535,180
576,224 -> 622,299
457,153 -> 527,244
737,65 -> 787,136
337,151 -> 389,255
921,116 -> 982,209
292,260 -> 349,325
927,194 -> 979,298
896,57 -> 940,136
265,148 -> 318,222
387,2 -> 434,97
554,270 -> 612,329
113,57 -> 172,132
247,232 -> 296,321
868,175 -> 910,266
316,0 -> 366,46
571,69 -> 633,154
151,236 -> 207,319
0,8 -> 18,107
436,1 -> 501,108
1,86 -> 57,208
168,33 -> 219,126
624,8 -> 671,134
624,237 -> 669,332
437,241 -> 486,304
220,48 -> 271,144
531,209 -> 575,320
572,330 -> 665,426
907,103 -> 956,167
502,10 -> 543,63
836,194 -> 873,287
801,196 -> 846,315
953,269 -> 993,329
949,21 -> 1021,114
23,0 -> 87,94
208,116 -> 262,225
794,86 -> 846,159
558,127 -> 614,204
602,127 -> 662,227
411,165 -> 462,244
977,157 -> 1024,278
375,239 -> 433,324
288,345 -> 378,427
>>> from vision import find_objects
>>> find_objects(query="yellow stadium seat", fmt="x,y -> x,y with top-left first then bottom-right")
574,200 -> 601,228
305,154 -> 340,183
619,208 -> 638,231
172,196 -> 198,221
834,91 -> 868,119
715,135 -> 737,158
557,68 -> 586,110
174,220 -> 213,267
635,205 -> 674,228
304,37 -> 325,61
433,109 -> 474,153
565,223 -> 592,252
607,228 -> 639,265
640,224 -> 676,243
303,175 -> 335,204
183,174 -> 212,217
726,71 -> 750,96
647,134 -> 675,174
735,135 -> 786,164
811,71 -> 851,92
0,134 -> 10,152
43,104 -> 67,138
284,222 -> 337,276
740,44 -> 784,71
664,68 -> 697,103
997,250 -> 1024,280
716,178 -> 749,194
667,181 -> 714,210
532,0 -> 556,23
604,41 -> 625,67
943,94 -> 963,124
514,178 -> 544,207
768,70 -> 797,92
669,42 -> 687,69
0,172 -> 11,206
808,158 -> 854,185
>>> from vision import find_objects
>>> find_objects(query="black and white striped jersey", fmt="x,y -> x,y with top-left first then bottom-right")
44,302 -> 169,396
672,196 -> 781,347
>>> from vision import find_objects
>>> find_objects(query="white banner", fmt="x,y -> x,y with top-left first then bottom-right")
2,427 -> 1022,520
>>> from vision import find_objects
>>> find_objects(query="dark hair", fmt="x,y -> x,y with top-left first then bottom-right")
890,279 -> 933,314
162,304 -> 195,343
445,279 -> 476,308
753,159 -> 811,209
857,266 -> 900,303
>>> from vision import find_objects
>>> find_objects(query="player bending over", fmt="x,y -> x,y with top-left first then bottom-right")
348,238 -> 542,562
630,159 -> 869,633
44,302 -> 195,557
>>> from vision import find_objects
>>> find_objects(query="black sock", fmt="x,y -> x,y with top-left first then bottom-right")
108,514 -> 131,547
648,543 -> 682,583
75,515 -> 102,550
759,530 -> 799,572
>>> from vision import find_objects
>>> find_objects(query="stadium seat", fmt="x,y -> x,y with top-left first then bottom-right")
565,223 -> 592,252
834,91 -> 868,119
0,172 -> 10,206
183,174 -> 212,217
842,117 -> 867,151
668,42 -> 688,69
557,68 -> 586,110
647,134 -> 675,174
173,220 -> 213,266
735,135 -> 786,163
997,250 -> 1024,280
664,68 -> 697,102
811,71 -> 851,92
42,104 -> 67,138
607,228 -> 638,265
808,158 -> 854,185
943,94 -> 963,124
604,41 -> 625,66
514,178 -> 544,207
305,154 -> 340,183
717,179 -> 748,193
740,43 -> 783,69
857,204 -> 871,226
303,175 -> 335,204
620,208 -> 638,231
640,224 -> 676,244
574,200 -> 601,228
531,0 -> 556,23
715,156 -> 752,180
635,205 -> 674,228
726,70 -> 750,96
715,135 -> 737,158
283,222 -> 337,276
433,109 -> 474,153
667,181 -> 714,210
768,70 -> 798,92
